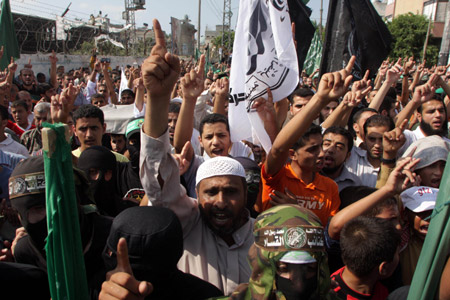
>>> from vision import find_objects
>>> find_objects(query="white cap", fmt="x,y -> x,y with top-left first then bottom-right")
196,156 -> 245,186
170,97 -> 183,104
400,186 -> 438,213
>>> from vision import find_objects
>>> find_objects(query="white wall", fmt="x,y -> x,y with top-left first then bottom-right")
14,53 -> 147,77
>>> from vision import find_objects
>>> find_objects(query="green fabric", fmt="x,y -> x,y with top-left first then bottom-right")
408,153 -> 450,300
214,204 -> 333,300
43,123 -> 89,300
303,30 -> 322,75
0,0 -> 20,69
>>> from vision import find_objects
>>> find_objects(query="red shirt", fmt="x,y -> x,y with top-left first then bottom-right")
330,267 -> 389,300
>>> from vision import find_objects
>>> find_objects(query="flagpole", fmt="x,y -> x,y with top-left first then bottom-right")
319,0 -> 323,40
198,0 -> 201,51
422,0 -> 436,62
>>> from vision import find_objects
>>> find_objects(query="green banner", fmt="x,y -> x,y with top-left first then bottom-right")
0,0 -> 20,69
43,123 -> 89,300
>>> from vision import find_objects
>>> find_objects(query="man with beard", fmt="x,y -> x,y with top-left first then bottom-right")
345,115 -> 394,188
321,126 -> 361,191
17,68 -> 40,100
396,74 -> 450,156
139,20 -> 254,295
20,102 -> 50,155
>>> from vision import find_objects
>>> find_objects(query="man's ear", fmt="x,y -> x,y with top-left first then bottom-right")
353,123 -> 359,135
102,123 -> 107,134
381,110 -> 388,116
288,148 -> 296,159
345,151 -> 351,161
416,111 -> 422,123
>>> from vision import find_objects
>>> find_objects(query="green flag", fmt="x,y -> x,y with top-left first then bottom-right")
43,123 -> 89,300
303,29 -> 322,75
0,0 -> 20,69
195,47 -> 201,61
408,153 -> 450,299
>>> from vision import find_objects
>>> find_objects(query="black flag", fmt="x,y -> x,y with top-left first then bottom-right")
320,0 -> 392,80
288,0 -> 315,72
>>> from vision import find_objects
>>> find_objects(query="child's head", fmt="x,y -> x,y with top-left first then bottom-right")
401,186 -> 438,240
341,216 -> 400,279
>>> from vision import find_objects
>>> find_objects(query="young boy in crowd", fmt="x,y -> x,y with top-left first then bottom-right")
331,216 -> 401,299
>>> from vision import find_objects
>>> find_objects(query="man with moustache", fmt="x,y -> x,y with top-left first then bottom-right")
321,126 -> 362,191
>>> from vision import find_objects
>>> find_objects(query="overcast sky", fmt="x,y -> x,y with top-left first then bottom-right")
9,0 -> 329,39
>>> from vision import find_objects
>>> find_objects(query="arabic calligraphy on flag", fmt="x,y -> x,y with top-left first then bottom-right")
229,0 -> 299,152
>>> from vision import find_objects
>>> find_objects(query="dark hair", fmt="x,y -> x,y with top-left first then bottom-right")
37,83 -> 53,95
352,107 -> 378,124
323,126 -> 354,154
292,123 -> 322,151
121,89 -> 135,98
73,104 -> 104,125
379,96 -> 396,114
363,114 -> 394,136
339,186 -> 398,216
11,100 -> 28,111
169,102 -> 181,114
0,105 -> 9,121
199,113 -> 230,136
288,87 -> 315,104
340,216 -> 400,277
91,93 -> 106,100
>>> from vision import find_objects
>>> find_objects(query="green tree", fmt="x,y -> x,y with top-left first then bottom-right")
212,31 -> 235,53
387,13 -> 439,65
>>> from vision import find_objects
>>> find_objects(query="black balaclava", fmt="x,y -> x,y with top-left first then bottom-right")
103,206 -> 183,286
234,157 -> 261,218
126,132 -> 141,171
9,157 -> 47,255
77,146 -> 121,217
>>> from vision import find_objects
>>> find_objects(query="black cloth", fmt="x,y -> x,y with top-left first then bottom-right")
104,206 -> 223,300
0,261 -> 50,300
116,161 -> 144,203
14,212 -> 113,300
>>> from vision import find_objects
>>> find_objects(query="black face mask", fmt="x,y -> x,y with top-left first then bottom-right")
127,139 -> 140,170
276,273 -> 318,300
27,218 -> 48,256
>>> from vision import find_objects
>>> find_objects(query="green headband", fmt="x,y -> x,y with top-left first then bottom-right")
254,225 -> 324,252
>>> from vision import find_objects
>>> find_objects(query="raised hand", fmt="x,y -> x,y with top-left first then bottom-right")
412,82 -> 436,104
252,88 -> 276,124
94,59 -> 101,72
316,56 -> 355,102
100,238 -> 153,300
403,57 -> 415,74
24,58 -> 32,69
50,84 -> 78,124
384,157 -> 420,195
342,90 -> 361,108
383,119 -> 407,159
181,54 -> 205,101
172,141 -> 193,175
49,50 -> 58,65
435,64 -> 450,76
142,19 -> 181,100
351,70 -> 372,100
386,58 -> 403,83
8,57 -> 17,74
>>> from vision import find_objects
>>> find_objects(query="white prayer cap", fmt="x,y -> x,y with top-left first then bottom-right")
196,156 -> 246,186
400,186 -> 438,213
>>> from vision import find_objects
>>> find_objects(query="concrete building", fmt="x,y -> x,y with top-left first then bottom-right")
385,0 -> 448,37
204,24 -> 230,47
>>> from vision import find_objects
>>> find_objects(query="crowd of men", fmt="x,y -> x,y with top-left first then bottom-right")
0,18 -> 449,300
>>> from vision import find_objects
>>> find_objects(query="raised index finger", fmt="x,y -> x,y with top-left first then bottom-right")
398,119 -> 408,132
197,55 -> 205,79
153,19 -> 166,49
115,237 -> 133,275
345,56 -> 356,74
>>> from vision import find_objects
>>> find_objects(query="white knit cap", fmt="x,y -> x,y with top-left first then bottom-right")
196,156 -> 246,186
400,186 -> 438,213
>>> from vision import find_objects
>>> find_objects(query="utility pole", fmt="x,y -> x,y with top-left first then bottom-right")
123,0 -> 146,55
222,0 -> 232,55
319,0 -> 323,39
438,1 -> 450,66
198,0 -> 201,51
422,0 -> 437,62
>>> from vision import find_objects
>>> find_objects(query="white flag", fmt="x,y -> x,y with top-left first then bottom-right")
118,67 -> 129,102
229,0 -> 299,153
